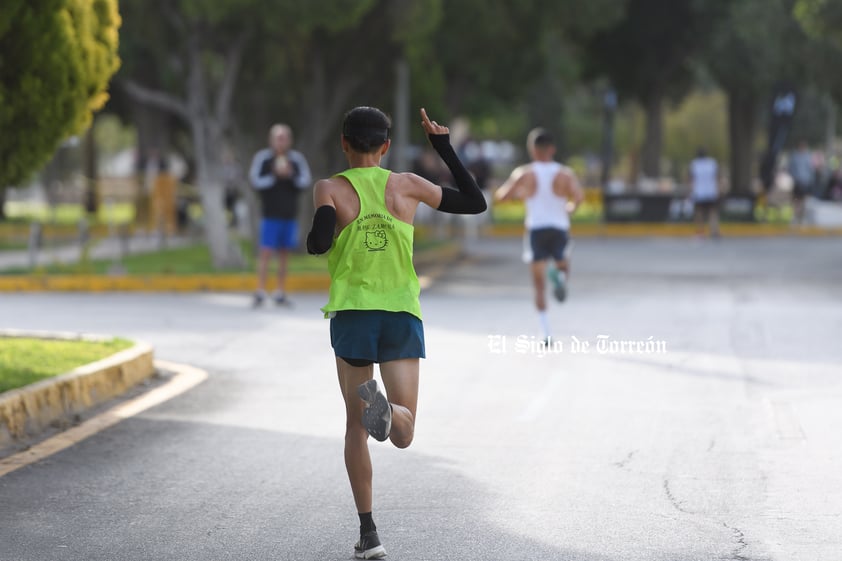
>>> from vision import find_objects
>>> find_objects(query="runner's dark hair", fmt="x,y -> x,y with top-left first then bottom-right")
342,107 -> 391,153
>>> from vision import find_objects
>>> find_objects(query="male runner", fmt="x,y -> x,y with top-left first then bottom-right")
306,106 -> 486,558
495,128 -> 583,342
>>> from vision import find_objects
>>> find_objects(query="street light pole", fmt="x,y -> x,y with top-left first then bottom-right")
600,89 -> 618,190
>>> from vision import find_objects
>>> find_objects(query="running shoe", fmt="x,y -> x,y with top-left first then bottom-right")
252,291 -> 265,308
273,291 -> 293,307
357,379 -> 392,442
355,530 -> 387,559
548,266 -> 567,302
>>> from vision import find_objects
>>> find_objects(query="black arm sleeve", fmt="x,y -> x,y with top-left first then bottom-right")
306,205 -> 337,255
429,134 -> 488,215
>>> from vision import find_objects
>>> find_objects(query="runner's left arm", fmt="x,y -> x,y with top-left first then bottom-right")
421,108 -> 487,215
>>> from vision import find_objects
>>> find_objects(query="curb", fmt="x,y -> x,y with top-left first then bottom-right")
0,331 -> 155,451
0,273 -> 330,293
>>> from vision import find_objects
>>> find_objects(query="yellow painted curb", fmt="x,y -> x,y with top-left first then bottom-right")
485,223 -> 842,238
0,273 -> 331,293
0,333 -> 155,450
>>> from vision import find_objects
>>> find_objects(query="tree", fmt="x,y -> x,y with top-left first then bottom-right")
117,0 -> 430,268
579,0 -> 728,179
0,0 -> 121,219
427,0 -> 625,141
795,0 -> 842,46
706,0 -> 818,194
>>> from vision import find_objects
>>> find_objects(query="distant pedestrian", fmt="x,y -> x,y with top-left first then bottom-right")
689,147 -> 720,238
824,168 -> 842,202
248,124 -> 312,307
494,128 -> 583,343
149,158 -> 178,240
306,106 -> 486,559
788,140 -> 815,225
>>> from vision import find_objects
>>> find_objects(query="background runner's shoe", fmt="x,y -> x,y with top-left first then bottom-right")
358,379 -> 392,442
273,292 -> 293,307
355,530 -> 387,559
549,267 -> 567,302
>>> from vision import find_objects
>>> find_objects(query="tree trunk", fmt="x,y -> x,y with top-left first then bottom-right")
192,122 -> 243,269
82,122 -> 98,214
293,44 -> 364,241
728,90 -> 757,195
641,90 -> 664,179
0,187 -> 7,220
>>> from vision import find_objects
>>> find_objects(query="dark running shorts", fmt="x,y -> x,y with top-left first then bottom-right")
792,183 -> 810,200
529,227 -> 569,262
330,310 -> 425,364
694,199 -> 719,215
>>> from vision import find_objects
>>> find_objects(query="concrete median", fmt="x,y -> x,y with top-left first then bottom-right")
0,331 -> 155,451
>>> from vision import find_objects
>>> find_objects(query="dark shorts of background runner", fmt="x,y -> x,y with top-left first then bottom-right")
529,227 -> 569,262
331,310 -> 425,366
693,199 -> 719,218
792,182 -> 811,200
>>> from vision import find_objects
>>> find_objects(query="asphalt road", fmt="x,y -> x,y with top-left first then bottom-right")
1,236 -> 841,561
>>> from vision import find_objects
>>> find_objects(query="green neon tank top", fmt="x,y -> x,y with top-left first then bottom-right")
321,166 -> 421,319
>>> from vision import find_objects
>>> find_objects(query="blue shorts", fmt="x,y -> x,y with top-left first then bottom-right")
330,310 -> 425,364
260,218 -> 298,250
529,227 -> 569,262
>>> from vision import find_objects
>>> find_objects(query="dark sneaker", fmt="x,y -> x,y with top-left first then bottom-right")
355,530 -> 386,559
273,292 -> 293,307
357,379 -> 391,442
252,291 -> 265,308
549,267 -> 567,302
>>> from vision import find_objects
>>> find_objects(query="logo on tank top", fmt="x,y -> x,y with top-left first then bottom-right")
364,230 -> 389,251
357,212 -> 395,251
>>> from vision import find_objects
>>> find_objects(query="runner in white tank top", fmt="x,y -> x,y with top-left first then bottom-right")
526,161 -> 570,231
495,128 -> 583,343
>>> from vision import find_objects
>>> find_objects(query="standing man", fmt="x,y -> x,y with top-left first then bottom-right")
306,106 -> 486,559
689,147 -> 720,239
249,124 -> 312,307
788,140 -> 814,225
495,128 -> 583,343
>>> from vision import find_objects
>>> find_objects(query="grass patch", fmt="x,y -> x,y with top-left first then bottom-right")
1,235 -> 451,276
0,337 -> 134,393
1,241 -> 330,275
4,202 -> 135,226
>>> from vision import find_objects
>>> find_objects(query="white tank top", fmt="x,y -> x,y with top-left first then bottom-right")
525,161 -> 569,230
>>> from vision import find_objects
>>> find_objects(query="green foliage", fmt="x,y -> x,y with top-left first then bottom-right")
0,337 -> 133,393
795,0 -> 842,45
664,90 -> 729,176
582,0 -> 729,103
0,241 -> 328,276
0,0 -> 120,190
707,0 -> 811,98
94,114 -> 138,157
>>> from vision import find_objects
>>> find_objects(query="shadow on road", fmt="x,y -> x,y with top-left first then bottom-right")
0,416 -> 622,561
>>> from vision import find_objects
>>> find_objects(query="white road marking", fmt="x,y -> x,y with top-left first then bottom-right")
0,360 -> 207,478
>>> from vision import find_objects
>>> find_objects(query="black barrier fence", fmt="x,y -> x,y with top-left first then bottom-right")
603,194 -> 757,223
